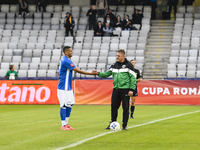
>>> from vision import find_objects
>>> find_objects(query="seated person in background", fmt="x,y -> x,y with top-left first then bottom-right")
36,0 -> 49,12
103,15 -> 114,28
17,0 -> 29,17
94,21 -> 104,36
132,9 -> 143,25
103,22 -> 113,37
105,8 -> 116,24
5,65 -> 18,80
123,15 -> 132,31
115,15 -> 123,31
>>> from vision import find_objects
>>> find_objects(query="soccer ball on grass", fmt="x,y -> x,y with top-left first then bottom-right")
110,122 -> 120,131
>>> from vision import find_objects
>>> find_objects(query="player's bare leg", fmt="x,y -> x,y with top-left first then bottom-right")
130,97 -> 136,119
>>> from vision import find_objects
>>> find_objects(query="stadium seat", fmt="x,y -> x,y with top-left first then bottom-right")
37,70 -> 47,77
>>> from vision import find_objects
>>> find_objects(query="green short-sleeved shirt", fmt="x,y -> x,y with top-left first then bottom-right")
5,70 -> 18,80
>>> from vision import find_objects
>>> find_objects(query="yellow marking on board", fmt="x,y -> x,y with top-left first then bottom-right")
156,55 -> 160,58
153,76 -> 158,78
161,20 -> 166,23
159,35 -> 164,38
154,69 -> 158,71
159,29 -> 165,32
161,23 -> 166,25
158,42 -> 163,44
155,62 -> 159,64
157,48 -> 161,51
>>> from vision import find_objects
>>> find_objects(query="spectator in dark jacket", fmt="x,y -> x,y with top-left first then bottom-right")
96,0 -> 108,17
115,15 -> 122,31
182,0 -> 194,5
103,15 -> 114,28
167,0 -> 179,16
132,9 -> 143,25
105,9 -> 117,23
64,12 -> 75,37
17,0 -> 29,17
87,5 -> 97,30
123,15 -> 132,30
36,0 -> 49,12
94,21 -> 103,36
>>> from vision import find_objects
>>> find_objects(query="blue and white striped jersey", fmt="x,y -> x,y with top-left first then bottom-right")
58,56 -> 76,90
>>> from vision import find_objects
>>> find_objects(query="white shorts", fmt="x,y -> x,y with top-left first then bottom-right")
57,89 -> 75,107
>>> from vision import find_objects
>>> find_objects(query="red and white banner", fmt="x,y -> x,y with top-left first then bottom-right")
0,80 -> 200,105
137,80 -> 200,105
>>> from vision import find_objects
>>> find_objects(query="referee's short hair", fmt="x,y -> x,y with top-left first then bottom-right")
62,46 -> 71,53
117,49 -> 125,55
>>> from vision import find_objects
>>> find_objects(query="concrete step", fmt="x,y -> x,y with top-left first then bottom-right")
151,23 -> 174,26
151,20 -> 175,23
146,44 -> 171,48
151,25 -> 174,29
146,47 -> 171,51
144,69 -> 167,72
143,72 -> 167,76
144,55 -> 170,59
149,32 -> 173,36
143,62 -> 168,65
149,35 -> 173,39
148,41 -> 171,45
145,51 -> 170,55
143,65 -> 167,69
142,75 -> 167,79
147,39 -> 172,42
145,58 -> 169,62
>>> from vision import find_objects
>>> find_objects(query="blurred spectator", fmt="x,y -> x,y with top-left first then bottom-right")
167,0 -> 179,16
94,21 -> 103,36
134,0 -> 145,5
36,0 -> 49,12
17,0 -> 29,17
132,9 -> 143,25
182,0 -> 194,5
5,65 -> 18,80
115,15 -> 122,31
96,0 -> 108,17
150,0 -> 157,20
64,12 -> 75,37
103,15 -> 114,28
123,15 -> 132,31
103,22 -> 113,37
86,5 -> 97,30
105,8 -> 116,23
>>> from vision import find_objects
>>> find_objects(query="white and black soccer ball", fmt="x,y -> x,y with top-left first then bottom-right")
110,121 -> 120,131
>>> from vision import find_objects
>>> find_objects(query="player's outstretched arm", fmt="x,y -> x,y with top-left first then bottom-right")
73,67 -> 98,75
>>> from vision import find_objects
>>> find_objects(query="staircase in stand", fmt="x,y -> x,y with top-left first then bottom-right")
143,20 -> 175,79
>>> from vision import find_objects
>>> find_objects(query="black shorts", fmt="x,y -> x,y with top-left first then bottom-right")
132,87 -> 138,97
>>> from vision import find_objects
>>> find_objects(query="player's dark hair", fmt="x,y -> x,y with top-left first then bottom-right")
117,49 -> 125,55
63,46 -> 71,54
9,65 -> 14,71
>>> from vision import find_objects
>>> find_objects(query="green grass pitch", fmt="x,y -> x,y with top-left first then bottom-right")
0,105 -> 200,150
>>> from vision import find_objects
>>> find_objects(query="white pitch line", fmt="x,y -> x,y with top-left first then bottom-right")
54,110 -> 200,150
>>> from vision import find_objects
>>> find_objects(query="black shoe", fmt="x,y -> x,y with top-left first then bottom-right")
122,126 -> 127,130
105,122 -> 111,130
105,124 -> 110,130
130,116 -> 134,119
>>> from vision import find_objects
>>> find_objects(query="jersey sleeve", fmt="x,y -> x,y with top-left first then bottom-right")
128,63 -> 137,91
64,59 -> 76,70
137,69 -> 142,79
